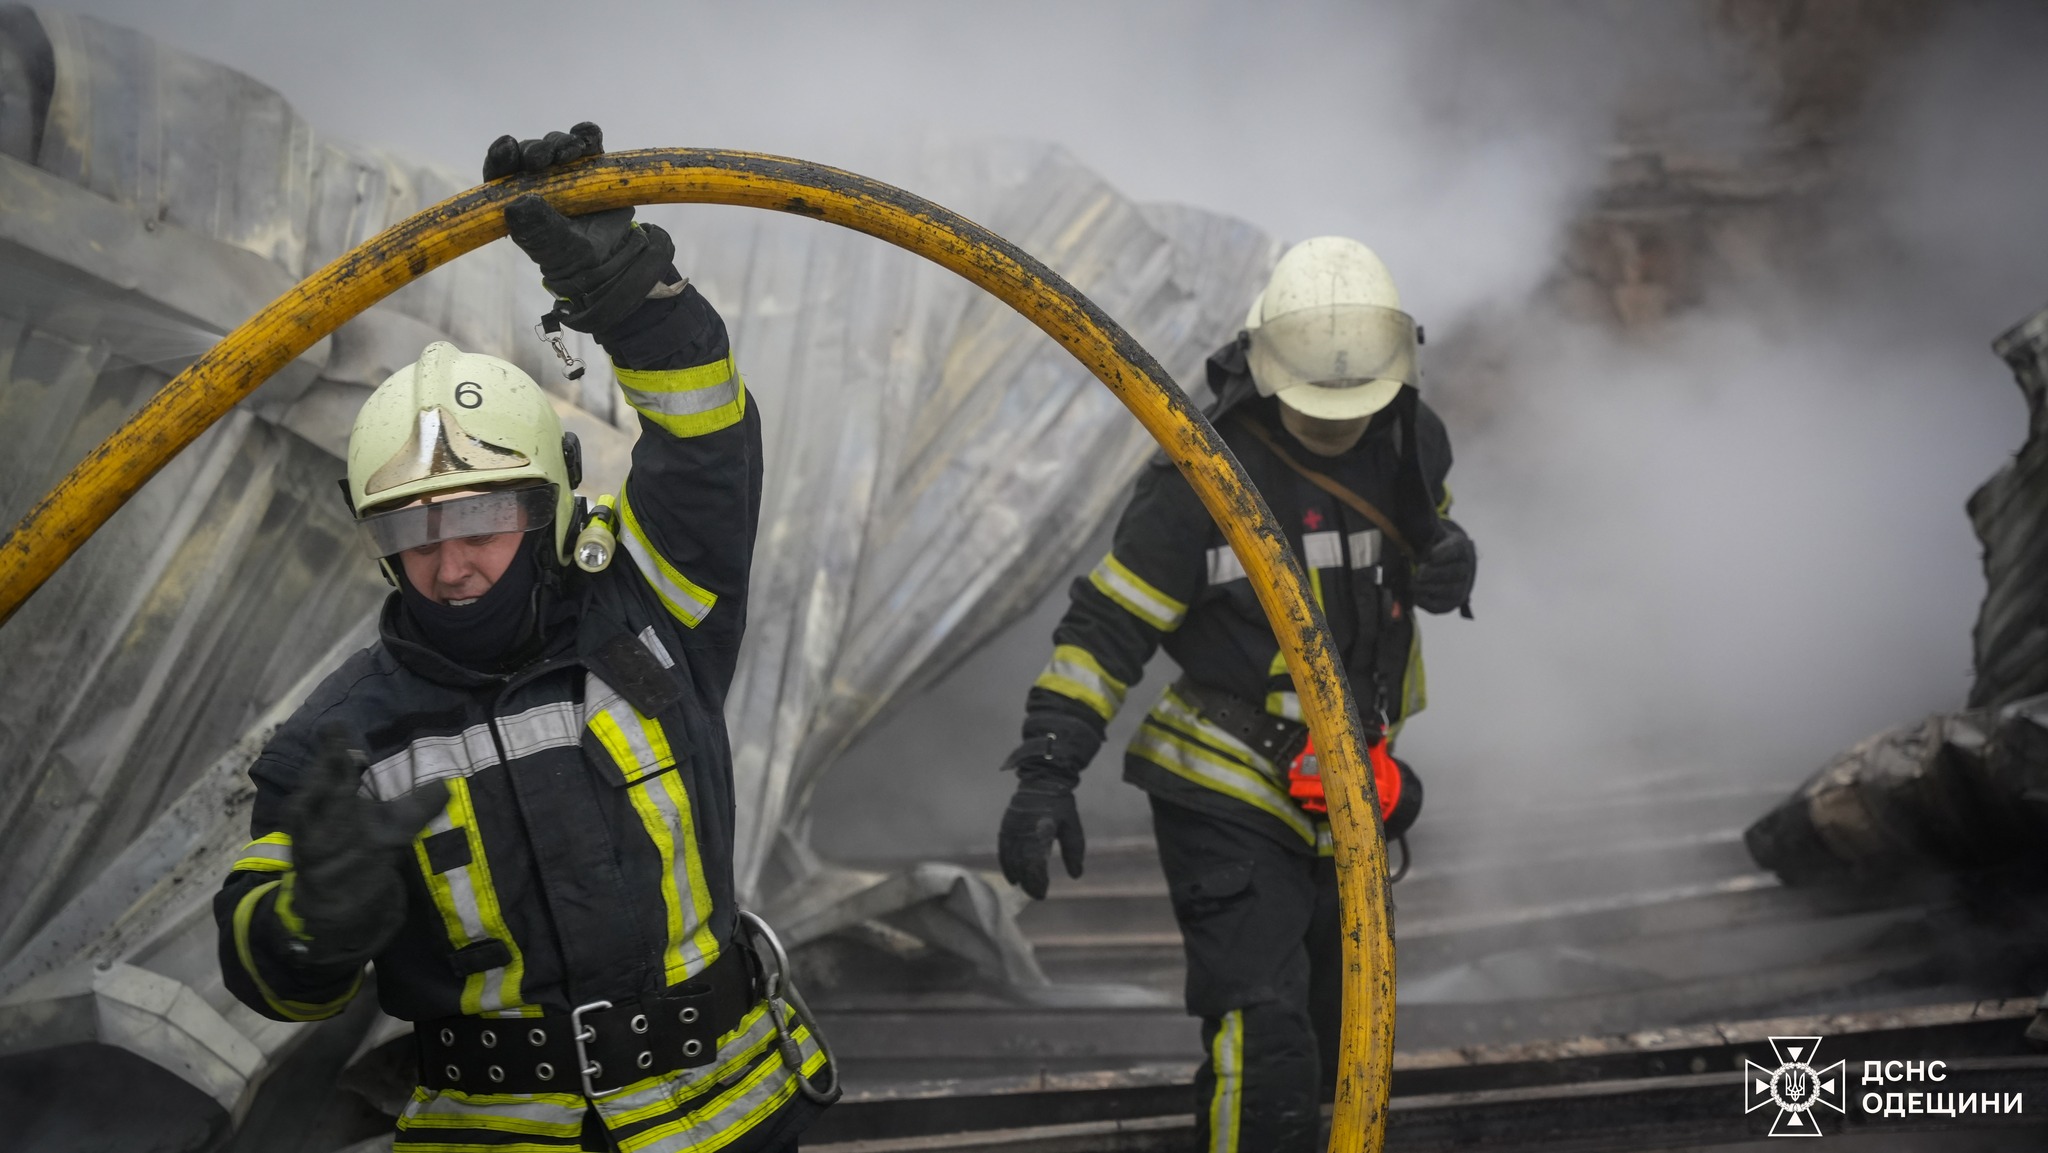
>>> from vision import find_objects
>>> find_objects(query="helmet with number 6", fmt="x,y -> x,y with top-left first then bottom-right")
346,342 -> 577,569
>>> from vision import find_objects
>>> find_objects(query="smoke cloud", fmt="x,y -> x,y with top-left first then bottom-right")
31,0 -> 2048,857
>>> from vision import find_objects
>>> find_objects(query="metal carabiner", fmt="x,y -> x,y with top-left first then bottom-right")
735,910 -> 841,1106
535,309 -> 587,381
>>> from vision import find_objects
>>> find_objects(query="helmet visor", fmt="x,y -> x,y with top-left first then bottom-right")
1249,303 -> 1418,391
355,487 -> 555,559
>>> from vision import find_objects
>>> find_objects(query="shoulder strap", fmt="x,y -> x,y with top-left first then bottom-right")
1231,413 -> 1414,559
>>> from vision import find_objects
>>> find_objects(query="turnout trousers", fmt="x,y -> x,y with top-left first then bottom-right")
1151,795 -> 1341,1153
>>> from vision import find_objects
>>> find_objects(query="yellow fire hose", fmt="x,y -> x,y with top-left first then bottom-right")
0,149 -> 1395,1150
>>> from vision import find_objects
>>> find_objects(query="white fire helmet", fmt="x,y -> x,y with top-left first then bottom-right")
345,342 -> 578,573
1244,237 -> 1419,421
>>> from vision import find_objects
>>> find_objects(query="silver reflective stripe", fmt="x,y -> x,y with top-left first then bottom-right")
401,1087 -> 585,1134
1348,529 -> 1382,568
632,772 -> 715,979
618,374 -> 740,418
1034,645 -> 1127,720
363,706 -> 581,801
1128,724 -> 1314,845
595,1002 -> 784,1118
496,700 -> 582,760
1206,545 -> 1248,586
1151,688 -> 1275,777
618,501 -> 717,628
422,807 -> 486,943
1303,530 -> 1343,570
638,625 -> 676,669
1088,554 -> 1186,632
583,675 -> 660,766
231,834 -> 292,872
363,724 -> 497,801
607,1008 -> 827,1152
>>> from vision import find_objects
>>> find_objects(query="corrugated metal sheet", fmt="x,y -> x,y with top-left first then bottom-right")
1971,303 -> 2048,709
0,9 -> 1273,1135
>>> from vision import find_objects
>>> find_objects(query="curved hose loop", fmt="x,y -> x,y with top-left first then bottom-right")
0,149 -> 1395,1151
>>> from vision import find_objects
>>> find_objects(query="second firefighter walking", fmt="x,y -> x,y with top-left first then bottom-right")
995,236 -> 1478,1152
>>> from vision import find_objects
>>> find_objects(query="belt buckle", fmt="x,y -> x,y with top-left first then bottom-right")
571,1000 -> 626,1099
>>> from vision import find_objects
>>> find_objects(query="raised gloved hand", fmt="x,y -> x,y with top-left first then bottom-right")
483,121 -> 607,182
280,724 -> 448,970
1411,518 -> 1476,615
484,122 -> 677,334
996,714 -> 1099,900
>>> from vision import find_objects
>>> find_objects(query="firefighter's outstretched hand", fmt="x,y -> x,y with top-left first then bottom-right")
280,724 -> 448,970
998,775 -> 1086,901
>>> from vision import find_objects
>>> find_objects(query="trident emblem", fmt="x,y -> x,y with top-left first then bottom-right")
1744,1036 -> 1846,1137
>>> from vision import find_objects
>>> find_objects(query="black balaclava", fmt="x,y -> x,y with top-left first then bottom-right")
395,530 -> 546,671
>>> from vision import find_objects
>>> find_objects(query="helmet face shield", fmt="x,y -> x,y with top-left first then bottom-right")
1248,303 -> 1419,396
355,487 -> 556,560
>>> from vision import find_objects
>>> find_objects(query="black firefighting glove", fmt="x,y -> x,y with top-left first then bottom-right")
279,724 -> 448,971
997,713 -> 1098,900
485,122 -> 677,335
1411,518 -> 1476,615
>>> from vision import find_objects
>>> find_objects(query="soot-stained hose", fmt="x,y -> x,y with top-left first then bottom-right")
0,149 -> 1397,1151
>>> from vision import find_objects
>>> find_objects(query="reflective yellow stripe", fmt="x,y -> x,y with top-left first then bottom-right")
393,1141 -> 578,1153
614,356 -> 747,438
587,687 -> 678,783
1209,1009 -> 1243,1153
231,879 -> 360,1021
274,873 -> 307,938
1316,823 -> 1335,857
1268,649 -> 1290,678
1401,622 -> 1427,722
1129,723 -> 1315,846
1087,552 -> 1186,632
399,1086 -> 586,1137
231,831 -> 292,873
1032,644 -> 1128,721
1149,687 -> 1276,778
613,1011 -> 828,1152
392,1141 -> 579,1152
597,1001 -> 785,1124
617,489 -> 718,628
624,769 -> 720,985
1265,691 -> 1302,722
1438,483 -> 1453,516
413,778 -> 525,1015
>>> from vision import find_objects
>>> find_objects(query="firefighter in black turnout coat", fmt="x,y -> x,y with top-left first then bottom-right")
998,237 -> 1477,1152
213,125 -> 833,1153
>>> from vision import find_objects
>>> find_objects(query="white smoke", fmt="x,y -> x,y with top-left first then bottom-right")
32,0 -> 2047,854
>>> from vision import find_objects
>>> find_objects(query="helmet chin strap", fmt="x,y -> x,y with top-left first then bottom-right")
394,531 -> 546,670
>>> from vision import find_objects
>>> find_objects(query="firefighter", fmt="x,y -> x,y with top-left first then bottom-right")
213,125 -> 832,1153
996,237 -> 1476,1151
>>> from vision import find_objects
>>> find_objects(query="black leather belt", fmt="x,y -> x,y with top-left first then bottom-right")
1173,675 -> 1309,772
417,946 -> 755,1097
